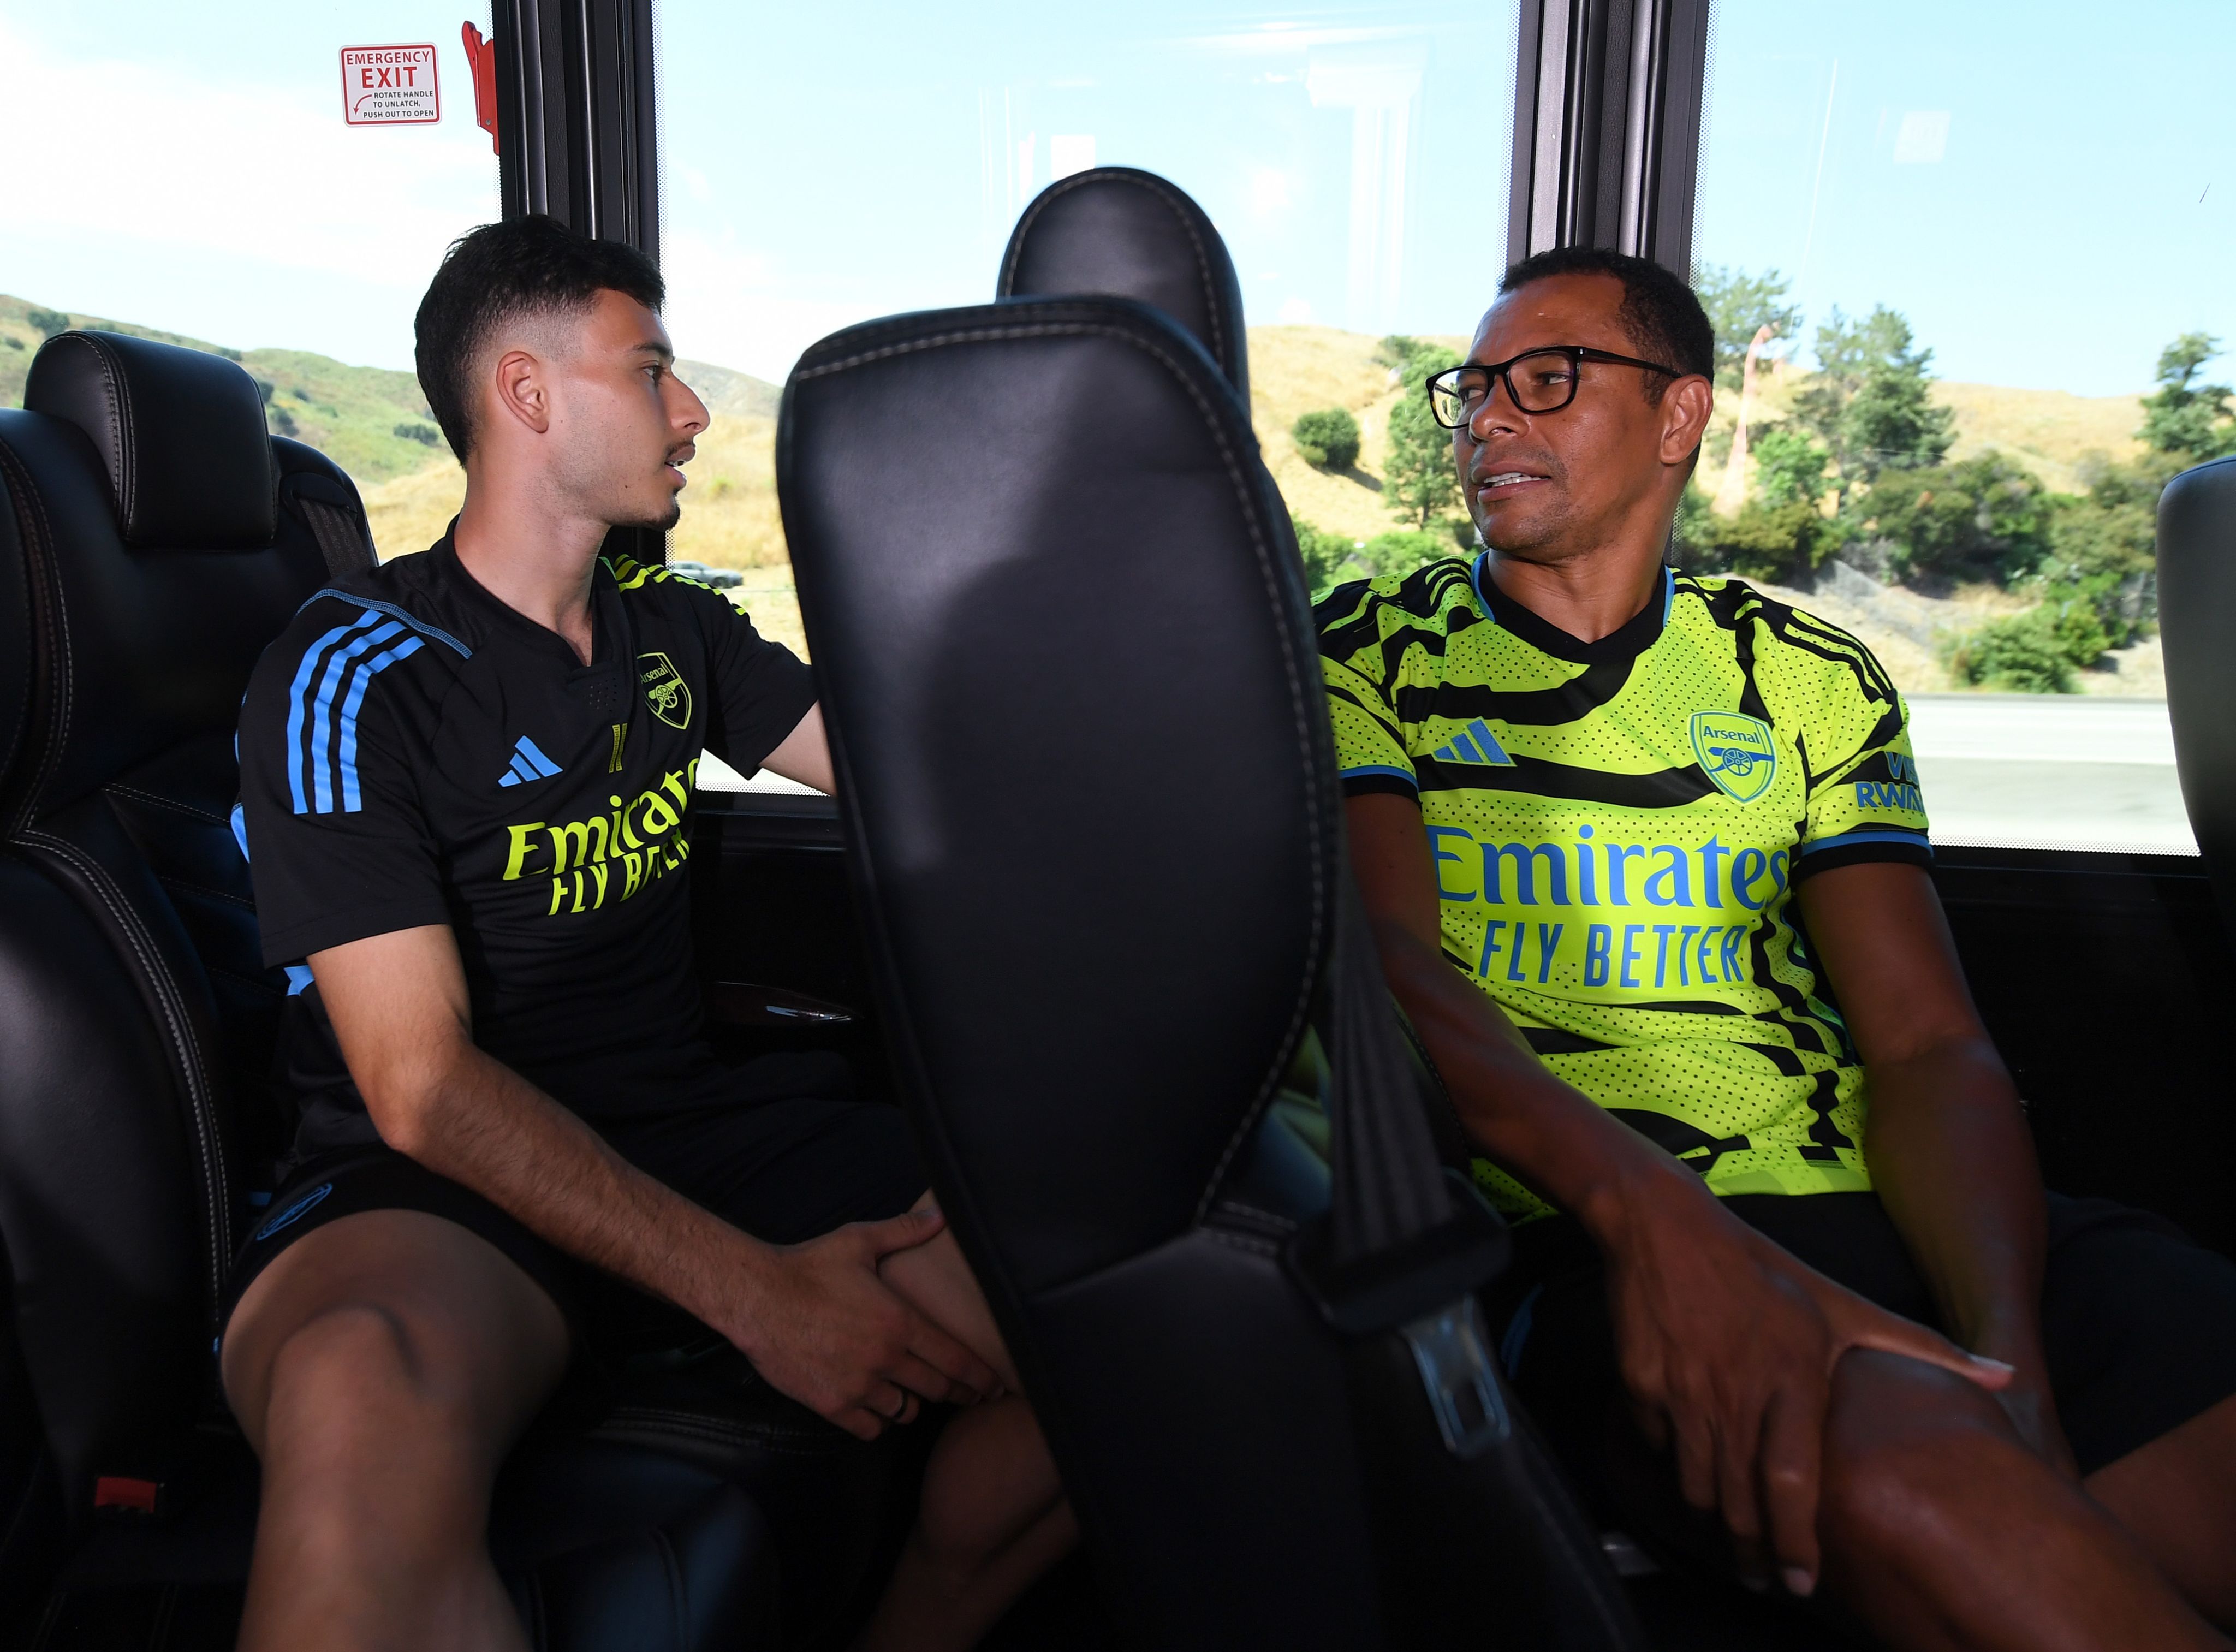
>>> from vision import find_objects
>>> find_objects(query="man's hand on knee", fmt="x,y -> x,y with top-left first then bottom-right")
721,1206 -> 1001,1440
1607,1193 -> 2015,1597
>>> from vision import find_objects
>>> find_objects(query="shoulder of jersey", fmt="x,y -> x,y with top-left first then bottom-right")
606,550 -> 728,605
259,561 -> 473,706
1674,572 -> 1897,700
1314,555 -> 1479,637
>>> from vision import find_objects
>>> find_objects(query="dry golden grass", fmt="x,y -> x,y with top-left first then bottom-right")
1931,381 -> 2144,493
1248,326 -> 1471,544
362,459 -> 465,561
669,413 -> 787,571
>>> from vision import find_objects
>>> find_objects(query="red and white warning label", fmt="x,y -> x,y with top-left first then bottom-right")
340,44 -> 440,126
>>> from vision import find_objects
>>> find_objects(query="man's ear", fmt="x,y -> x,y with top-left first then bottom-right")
490,347 -> 552,438
1660,375 -> 1714,468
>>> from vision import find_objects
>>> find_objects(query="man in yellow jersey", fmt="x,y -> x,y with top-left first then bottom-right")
1317,247 -> 2236,1648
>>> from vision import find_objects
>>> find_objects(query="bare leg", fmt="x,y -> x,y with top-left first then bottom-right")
2088,1394 -> 2236,1629
222,1210 -> 570,1652
1818,1350 -> 2231,1652
853,1195 -> 1077,1652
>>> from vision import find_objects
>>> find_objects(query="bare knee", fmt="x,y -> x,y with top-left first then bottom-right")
1819,1349 -> 2030,1571
260,1303 -> 472,1448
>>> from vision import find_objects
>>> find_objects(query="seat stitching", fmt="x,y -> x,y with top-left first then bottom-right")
796,318 -> 1329,1222
1201,1226 -> 1281,1259
0,439 -> 75,834
77,335 -> 134,537
17,830 -> 232,1318
997,172 -> 1226,376
105,783 -> 228,824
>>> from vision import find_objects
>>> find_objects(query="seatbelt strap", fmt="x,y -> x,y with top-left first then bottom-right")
298,496 -> 377,577
1324,875 -> 1452,1264
1287,875 -> 1510,1339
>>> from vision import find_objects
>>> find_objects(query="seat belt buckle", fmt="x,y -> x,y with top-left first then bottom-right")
1400,1295 -> 1510,1459
1282,1169 -> 1512,1338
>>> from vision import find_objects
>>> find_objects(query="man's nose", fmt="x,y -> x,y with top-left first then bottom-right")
1467,376 -> 1526,441
674,379 -> 710,436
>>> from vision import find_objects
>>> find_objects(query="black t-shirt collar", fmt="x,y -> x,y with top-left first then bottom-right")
432,531 -> 632,672
1468,551 -> 1672,665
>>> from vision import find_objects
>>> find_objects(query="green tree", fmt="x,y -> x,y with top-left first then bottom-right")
2025,448 -> 2179,649
1670,492 -> 1829,585
1291,407 -> 1361,469
1750,426 -> 1830,509
1944,598 -> 2110,693
1358,530 -> 1454,579
1793,306 -> 1955,496
1385,344 -> 1464,530
1372,335 -> 1423,369
25,307 -> 70,339
2138,332 -> 2236,461
1292,517 -> 1456,592
1292,515 -> 1360,591
1693,264 -> 1802,390
1850,455 -> 2049,586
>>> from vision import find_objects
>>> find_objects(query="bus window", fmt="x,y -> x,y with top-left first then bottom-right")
654,1 -> 1517,788
0,2 -> 496,561
1687,0 -> 2234,855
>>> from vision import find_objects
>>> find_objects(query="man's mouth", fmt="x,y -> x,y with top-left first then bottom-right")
1474,468 -> 1549,500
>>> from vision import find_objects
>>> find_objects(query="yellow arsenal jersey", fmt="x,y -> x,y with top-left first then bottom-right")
1316,556 -> 1932,1217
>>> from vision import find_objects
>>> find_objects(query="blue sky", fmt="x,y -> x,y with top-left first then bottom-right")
1694,0 -> 2235,395
2,1 -> 2228,398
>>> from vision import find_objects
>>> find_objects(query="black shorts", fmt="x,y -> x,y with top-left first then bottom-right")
1487,1190 -> 2236,1506
219,1052 -> 927,1354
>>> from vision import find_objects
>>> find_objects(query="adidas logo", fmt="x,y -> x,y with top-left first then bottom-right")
498,735 -> 563,788
1430,718 -> 1515,766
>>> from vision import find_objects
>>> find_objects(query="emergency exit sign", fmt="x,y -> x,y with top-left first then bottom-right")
340,44 -> 440,125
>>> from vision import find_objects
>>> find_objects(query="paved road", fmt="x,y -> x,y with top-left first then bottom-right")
1904,695 -> 2192,854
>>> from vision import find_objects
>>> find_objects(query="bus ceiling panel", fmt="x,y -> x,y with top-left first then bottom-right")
492,0 -> 660,259
1506,0 -> 1711,273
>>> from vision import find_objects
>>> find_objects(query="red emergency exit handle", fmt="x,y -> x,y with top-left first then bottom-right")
463,23 -> 501,154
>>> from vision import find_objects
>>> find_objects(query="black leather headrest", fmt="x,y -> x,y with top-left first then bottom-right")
25,330 -> 277,549
2157,455 -> 2236,933
997,168 -> 1250,400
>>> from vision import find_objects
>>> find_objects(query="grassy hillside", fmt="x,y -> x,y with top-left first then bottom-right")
2,295 -> 2161,684
3,294 -> 445,488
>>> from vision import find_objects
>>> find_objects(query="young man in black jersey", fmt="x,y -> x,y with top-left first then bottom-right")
224,218 -> 1068,1652
1323,247 -> 2236,1648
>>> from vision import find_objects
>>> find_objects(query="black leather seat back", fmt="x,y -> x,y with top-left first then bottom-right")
0,470 -> 29,790
784,298 -> 1327,1290
783,299 -> 1404,1646
0,332 -> 373,1525
998,168 -> 1251,400
2156,456 -> 2236,934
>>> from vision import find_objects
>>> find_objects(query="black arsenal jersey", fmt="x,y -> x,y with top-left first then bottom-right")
235,536 -> 815,1154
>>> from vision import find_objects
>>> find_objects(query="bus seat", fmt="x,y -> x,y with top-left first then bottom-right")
998,167 -> 1251,399
0,331 -> 775,1649
2157,454 -> 2236,938
780,295 -> 1642,1650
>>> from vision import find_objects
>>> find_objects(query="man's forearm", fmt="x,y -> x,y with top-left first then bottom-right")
1372,918 -> 1709,1244
1863,1038 -> 2047,1355
378,1047 -> 762,1330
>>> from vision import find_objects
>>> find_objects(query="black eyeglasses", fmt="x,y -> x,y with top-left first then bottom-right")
1425,346 -> 1688,427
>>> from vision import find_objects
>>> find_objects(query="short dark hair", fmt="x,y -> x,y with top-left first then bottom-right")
1496,246 -> 1713,400
414,216 -> 665,461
